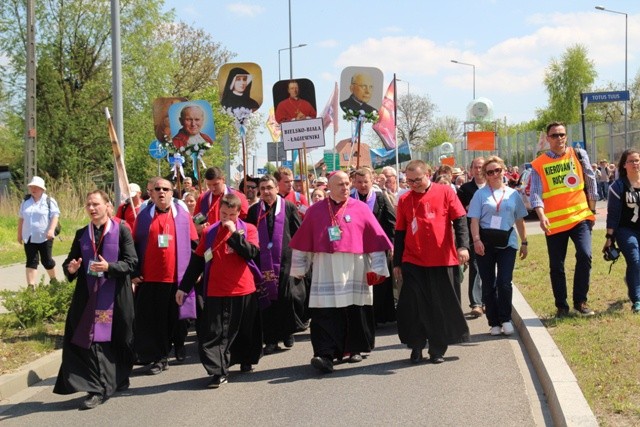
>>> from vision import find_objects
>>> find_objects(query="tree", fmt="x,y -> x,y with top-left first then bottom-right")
425,116 -> 462,148
538,44 -> 597,125
396,93 -> 437,151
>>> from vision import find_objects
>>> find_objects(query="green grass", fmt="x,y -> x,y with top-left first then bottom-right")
514,230 -> 640,426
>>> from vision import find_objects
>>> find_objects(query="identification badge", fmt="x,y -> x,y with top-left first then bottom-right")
87,259 -> 104,277
158,234 -> 170,248
328,225 -> 342,242
204,248 -> 213,262
411,218 -> 418,234
344,214 -> 351,223
267,242 -> 273,249
193,213 -> 207,225
490,215 -> 502,229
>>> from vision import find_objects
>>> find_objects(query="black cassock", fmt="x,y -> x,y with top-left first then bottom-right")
247,198 -> 307,344
54,224 -> 137,398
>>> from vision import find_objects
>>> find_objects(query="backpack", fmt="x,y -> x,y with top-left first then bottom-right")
23,193 -> 62,236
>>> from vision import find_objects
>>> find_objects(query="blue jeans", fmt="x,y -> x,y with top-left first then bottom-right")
476,246 -> 517,326
468,245 -> 483,307
545,220 -> 592,309
598,181 -> 609,201
615,227 -> 640,304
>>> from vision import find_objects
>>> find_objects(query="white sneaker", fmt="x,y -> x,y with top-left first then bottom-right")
502,322 -> 514,336
490,326 -> 502,336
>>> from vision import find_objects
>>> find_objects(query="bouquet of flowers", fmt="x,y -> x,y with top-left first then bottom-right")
343,108 -> 379,124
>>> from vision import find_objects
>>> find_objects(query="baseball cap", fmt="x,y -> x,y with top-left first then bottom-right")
129,183 -> 141,194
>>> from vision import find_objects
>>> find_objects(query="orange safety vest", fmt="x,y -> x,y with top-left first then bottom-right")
531,148 -> 595,235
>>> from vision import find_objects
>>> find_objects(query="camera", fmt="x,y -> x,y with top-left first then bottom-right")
603,245 -> 620,262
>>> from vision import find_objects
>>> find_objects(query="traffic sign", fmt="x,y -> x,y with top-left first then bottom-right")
257,168 -> 267,175
323,151 -> 340,172
267,141 -> 286,162
149,140 -> 168,159
582,90 -> 629,104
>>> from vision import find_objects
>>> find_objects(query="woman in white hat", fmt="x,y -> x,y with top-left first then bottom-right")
17,176 -> 60,287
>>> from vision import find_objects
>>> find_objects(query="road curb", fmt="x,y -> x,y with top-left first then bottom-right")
512,286 -> 598,427
0,349 -> 61,402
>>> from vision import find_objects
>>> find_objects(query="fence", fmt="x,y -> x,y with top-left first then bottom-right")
421,118 -> 640,169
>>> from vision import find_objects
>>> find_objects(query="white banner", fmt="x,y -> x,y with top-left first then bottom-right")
281,118 -> 325,151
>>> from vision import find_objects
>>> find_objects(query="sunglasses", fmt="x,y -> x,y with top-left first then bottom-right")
485,168 -> 503,176
549,133 -> 566,139
154,187 -> 172,192
245,185 -> 257,190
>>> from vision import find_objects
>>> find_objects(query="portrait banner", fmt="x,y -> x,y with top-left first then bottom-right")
218,62 -> 263,120
339,66 -> 384,116
272,78 -> 317,124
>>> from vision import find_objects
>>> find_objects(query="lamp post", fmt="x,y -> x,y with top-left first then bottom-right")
451,60 -> 476,100
278,44 -> 307,80
396,78 -> 410,95
596,5 -> 628,148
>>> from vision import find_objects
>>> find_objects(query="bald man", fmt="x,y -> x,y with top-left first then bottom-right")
340,73 -> 375,114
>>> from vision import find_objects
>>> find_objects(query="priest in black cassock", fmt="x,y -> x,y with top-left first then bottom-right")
246,175 -> 306,354
351,168 -> 397,324
54,190 -> 137,410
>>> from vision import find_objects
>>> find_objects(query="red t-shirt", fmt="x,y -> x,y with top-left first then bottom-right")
195,189 -> 249,224
282,191 -> 309,216
195,223 -> 258,297
396,185 -> 466,267
116,202 -> 140,231
142,211 -> 177,283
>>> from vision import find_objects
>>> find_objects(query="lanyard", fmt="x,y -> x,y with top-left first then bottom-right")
326,197 -> 349,227
491,187 -> 506,213
156,208 -> 172,233
88,220 -> 110,259
258,201 -> 273,225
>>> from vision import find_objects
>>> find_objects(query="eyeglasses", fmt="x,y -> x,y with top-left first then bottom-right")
245,185 -> 257,190
626,159 -> 640,164
355,84 -> 374,91
485,168 -> 503,176
548,133 -> 566,139
154,187 -> 172,192
405,176 -> 425,185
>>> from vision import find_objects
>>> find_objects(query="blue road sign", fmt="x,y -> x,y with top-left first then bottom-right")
149,140 -> 168,159
582,90 -> 629,104
257,168 -> 267,175
572,141 -> 585,150
282,161 -> 293,170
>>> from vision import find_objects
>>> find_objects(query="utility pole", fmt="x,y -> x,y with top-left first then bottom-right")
24,0 -> 37,188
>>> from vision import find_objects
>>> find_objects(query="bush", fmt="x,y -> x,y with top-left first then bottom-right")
0,278 -> 74,328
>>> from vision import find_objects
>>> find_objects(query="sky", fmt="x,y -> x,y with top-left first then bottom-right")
163,0 -> 640,171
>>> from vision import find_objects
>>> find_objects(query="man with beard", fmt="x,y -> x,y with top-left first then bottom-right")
289,171 -> 392,373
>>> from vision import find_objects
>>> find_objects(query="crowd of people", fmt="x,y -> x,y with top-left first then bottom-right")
21,121 -> 637,410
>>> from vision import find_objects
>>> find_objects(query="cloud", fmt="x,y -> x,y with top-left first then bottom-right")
226,3 -> 265,17
316,39 -> 339,48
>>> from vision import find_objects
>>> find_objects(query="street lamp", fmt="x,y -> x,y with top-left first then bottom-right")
278,44 -> 307,80
396,78 -> 410,95
595,5 -> 628,148
451,60 -> 476,100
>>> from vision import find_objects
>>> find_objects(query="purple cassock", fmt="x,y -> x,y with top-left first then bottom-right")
134,203 -> 195,319
289,197 -> 392,254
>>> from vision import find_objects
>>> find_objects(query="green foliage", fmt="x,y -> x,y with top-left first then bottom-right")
540,44 -> 597,125
0,279 -> 73,328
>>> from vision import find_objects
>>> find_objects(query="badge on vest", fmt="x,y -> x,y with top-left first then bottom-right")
158,234 -> 170,248
563,172 -> 580,188
328,225 -> 342,241
204,248 -> 213,262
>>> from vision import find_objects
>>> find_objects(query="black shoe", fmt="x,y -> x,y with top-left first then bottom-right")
310,356 -> 334,373
556,307 -> 570,318
348,353 -> 363,363
207,374 -> 227,389
283,335 -> 295,348
148,360 -> 168,375
175,347 -> 186,363
80,393 -> 103,410
430,355 -> 445,364
410,348 -> 423,364
240,363 -> 253,373
264,343 -> 280,355
116,379 -> 130,392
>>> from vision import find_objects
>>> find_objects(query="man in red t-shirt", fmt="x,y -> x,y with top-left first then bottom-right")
393,160 -> 470,364
195,167 -> 249,234
274,166 -> 309,216
176,193 -> 262,389
132,178 -> 198,375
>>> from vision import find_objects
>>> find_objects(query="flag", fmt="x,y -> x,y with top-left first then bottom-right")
321,82 -> 339,134
373,79 -> 396,149
105,108 -> 132,205
266,107 -> 281,142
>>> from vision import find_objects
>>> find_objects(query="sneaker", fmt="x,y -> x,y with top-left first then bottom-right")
80,393 -> 104,410
348,353 -> 363,363
502,321 -> 514,336
556,307 -> 570,318
470,306 -> 484,317
490,326 -> 502,336
207,374 -> 227,389
430,355 -> 445,364
632,302 -> 640,313
148,360 -> 168,375
574,302 -> 595,316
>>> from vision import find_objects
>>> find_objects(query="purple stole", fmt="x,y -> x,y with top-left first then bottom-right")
203,220 -> 263,298
351,189 -> 376,212
71,219 -> 119,349
134,203 -> 195,319
256,197 -> 285,308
